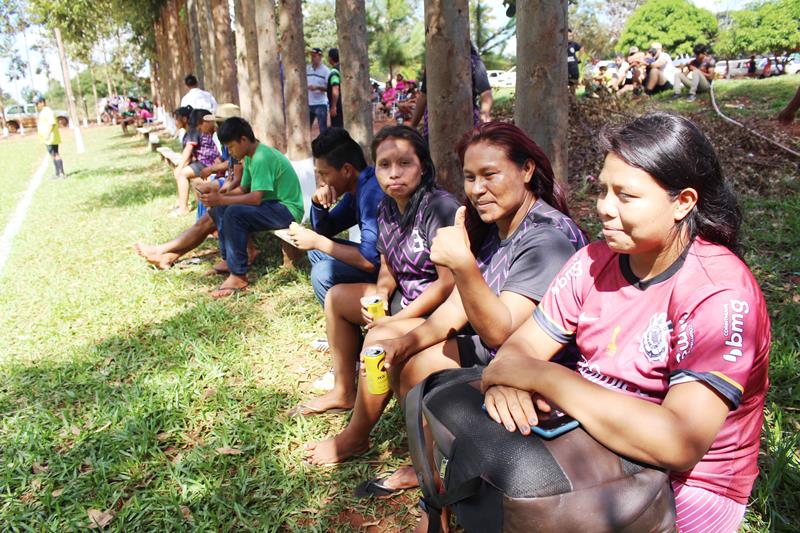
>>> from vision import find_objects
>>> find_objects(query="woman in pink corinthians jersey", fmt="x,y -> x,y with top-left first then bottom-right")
481,113 -> 770,533
302,126 -> 460,462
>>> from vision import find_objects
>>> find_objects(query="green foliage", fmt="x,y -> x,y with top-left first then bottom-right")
367,0 -> 423,79
471,0 -> 515,57
716,0 -> 800,58
619,0 -> 717,56
302,0 -> 337,55
569,1 -> 616,59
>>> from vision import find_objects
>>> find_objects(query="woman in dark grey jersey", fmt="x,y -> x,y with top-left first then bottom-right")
298,127 -> 459,441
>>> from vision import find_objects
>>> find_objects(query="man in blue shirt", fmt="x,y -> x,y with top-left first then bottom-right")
287,128 -> 384,306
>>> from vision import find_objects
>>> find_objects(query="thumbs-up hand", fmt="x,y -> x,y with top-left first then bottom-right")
430,206 -> 474,271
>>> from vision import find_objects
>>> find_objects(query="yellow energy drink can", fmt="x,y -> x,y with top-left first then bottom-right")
363,346 -> 390,395
364,295 -> 386,320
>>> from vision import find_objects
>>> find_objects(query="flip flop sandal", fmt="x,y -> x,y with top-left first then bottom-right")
353,471 -> 409,499
287,402 -> 350,417
210,285 -> 248,299
310,338 -> 330,352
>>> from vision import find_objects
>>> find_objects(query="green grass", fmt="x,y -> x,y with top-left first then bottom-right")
0,127 -> 417,531
1,94 -> 798,530
0,134 -> 52,230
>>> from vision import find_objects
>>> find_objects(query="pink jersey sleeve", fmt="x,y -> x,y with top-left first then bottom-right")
533,245 -> 597,344
668,288 -> 768,409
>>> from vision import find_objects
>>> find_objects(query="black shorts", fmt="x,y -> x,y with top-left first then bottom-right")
46,145 -> 59,156
189,161 -> 205,176
456,334 -> 494,367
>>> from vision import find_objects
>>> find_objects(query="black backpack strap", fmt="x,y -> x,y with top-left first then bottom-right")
405,367 -> 485,533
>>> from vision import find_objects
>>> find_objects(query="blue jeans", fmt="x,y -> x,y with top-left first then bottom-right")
308,241 -> 377,307
309,104 -> 328,133
211,201 -> 294,276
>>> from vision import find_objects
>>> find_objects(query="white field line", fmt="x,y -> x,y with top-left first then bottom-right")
0,156 -> 49,276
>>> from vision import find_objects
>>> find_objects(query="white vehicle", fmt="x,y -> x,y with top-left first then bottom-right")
487,70 -> 507,88
494,66 -> 516,88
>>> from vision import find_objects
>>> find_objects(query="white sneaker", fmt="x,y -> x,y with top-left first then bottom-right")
310,338 -> 329,352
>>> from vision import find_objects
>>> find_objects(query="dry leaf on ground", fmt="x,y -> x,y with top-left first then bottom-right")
52,488 -> 64,497
216,447 -> 243,455
87,509 -> 114,528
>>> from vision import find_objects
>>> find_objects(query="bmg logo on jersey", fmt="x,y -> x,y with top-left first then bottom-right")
722,299 -> 750,363
550,257 -> 583,295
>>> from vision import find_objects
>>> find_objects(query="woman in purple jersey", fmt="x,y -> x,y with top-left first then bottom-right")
297,126 -> 459,426
306,123 -> 586,501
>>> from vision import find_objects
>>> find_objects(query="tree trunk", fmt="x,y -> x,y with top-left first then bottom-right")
234,0 -> 264,137
186,0 -> 205,86
424,0 -> 472,195
54,27 -> 85,153
175,0 -> 195,83
233,0 -> 253,120
88,63 -> 100,122
336,0 -> 373,161
514,0 -> 568,184
278,0 -> 311,160
198,0 -> 219,96
211,0 -> 239,104
101,41 -> 114,97
255,0 -> 286,152
153,15 -> 167,107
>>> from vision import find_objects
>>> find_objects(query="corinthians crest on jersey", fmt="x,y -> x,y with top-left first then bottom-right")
639,312 -> 673,363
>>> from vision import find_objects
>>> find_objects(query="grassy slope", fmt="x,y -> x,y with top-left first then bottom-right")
0,127 -> 416,531
1,78 -> 798,530
0,134 -> 51,230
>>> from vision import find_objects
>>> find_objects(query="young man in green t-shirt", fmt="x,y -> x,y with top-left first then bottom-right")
200,117 -> 304,297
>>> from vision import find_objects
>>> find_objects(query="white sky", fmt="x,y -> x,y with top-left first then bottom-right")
0,0 -> 760,104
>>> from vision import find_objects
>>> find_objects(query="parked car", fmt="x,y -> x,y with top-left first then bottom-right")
494,66 -> 516,88
487,69 -> 507,88
3,103 -> 69,134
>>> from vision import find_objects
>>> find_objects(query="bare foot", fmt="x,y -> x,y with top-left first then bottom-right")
382,465 -> 419,490
133,243 -> 159,258
207,260 -> 229,275
134,243 -> 177,270
303,430 -> 370,465
293,390 -> 355,416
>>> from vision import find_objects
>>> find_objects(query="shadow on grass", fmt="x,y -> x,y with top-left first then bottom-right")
0,301 -> 333,530
85,177 -> 177,210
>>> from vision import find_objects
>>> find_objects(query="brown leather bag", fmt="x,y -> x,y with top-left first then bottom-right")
406,367 -> 677,533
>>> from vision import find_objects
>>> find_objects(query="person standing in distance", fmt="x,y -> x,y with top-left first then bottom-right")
307,47 -> 330,133
567,29 -> 582,95
34,95 -> 65,179
327,48 -> 343,128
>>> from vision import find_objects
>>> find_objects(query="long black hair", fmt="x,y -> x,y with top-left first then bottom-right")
599,112 -> 741,254
455,121 -> 573,253
187,108 -> 210,132
371,125 -> 437,229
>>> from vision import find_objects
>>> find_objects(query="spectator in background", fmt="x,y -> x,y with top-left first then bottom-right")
759,58 -> 772,79
674,44 -> 716,102
644,42 -> 675,95
611,53 -> 634,95
327,48 -> 343,128
172,109 -> 219,217
180,74 -> 217,113
567,28 -> 582,94
411,43 -> 493,134
747,55 -> 757,78
307,47 -> 330,133
34,95 -> 65,179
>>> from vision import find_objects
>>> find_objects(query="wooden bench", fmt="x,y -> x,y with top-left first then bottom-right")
272,229 -> 304,268
148,133 -> 161,151
156,146 -> 183,168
